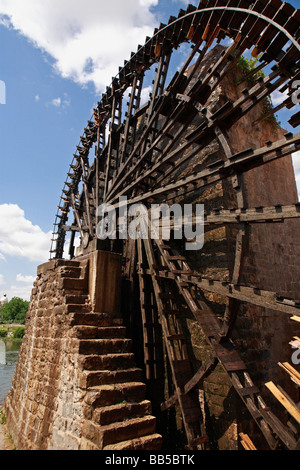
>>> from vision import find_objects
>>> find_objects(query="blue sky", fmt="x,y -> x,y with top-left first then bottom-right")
0,0 -> 299,300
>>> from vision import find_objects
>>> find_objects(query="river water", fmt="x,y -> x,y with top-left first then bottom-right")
0,340 -> 21,404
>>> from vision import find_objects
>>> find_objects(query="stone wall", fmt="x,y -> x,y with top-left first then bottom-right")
5,259 -> 88,449
5,254 -> 162,451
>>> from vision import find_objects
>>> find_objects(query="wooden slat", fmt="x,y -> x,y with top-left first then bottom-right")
278,362 -> 300,386
291,316 -> 300,323
265,382 -> 300,424
239,386 -> 260,397
161,393 -> 178,412
184,358 -> 217,395
110,133 -> 300,207
239,433 -> 257,451
161,204 -> 300,228
167,334 -> 186,341
190,435 -> 209,447
290,337 -> 300,349
214,342 -> 247,372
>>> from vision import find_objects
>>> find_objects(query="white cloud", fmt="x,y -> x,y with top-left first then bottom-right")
0,204 -> 52,263
64,234 -> 81,260
140,86 -> 152,106
172,0 -> 197,4
271,89 -> 289,106
0,0 -> 159,93
62,93 -> 71,107
16,273 -> 36,284
48,93 -> 71,110
5,284 -> 33,302
0,274 -> 5,285
35,94 -> 40,102
51,97 -> 61,107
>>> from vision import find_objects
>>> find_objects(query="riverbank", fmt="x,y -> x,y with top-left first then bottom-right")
0,324 -> 25,339
0,407 -> 15,450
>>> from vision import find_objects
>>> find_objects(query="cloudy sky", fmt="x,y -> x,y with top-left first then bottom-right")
0,0 -> 299,300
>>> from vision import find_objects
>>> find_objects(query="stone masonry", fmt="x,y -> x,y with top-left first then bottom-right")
4,253 -> 162,450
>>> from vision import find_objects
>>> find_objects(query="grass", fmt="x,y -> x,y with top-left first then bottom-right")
0,407 -> 6,425
236,55 -> 281,130
0,324 -> 25,339
0,407 -> 16,450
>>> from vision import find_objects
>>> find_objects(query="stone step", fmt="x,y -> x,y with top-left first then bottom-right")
59,277 -> 87,291
74,326 -> 127,340
103,433 -> 163,451
83,416 -> 157,449
92,400 -> 152,426
79,339 -> 132,356
70,313 -> 122,328
79,353 -> 136,372
85,382 -> 146,408
59,266 -> 83,279
80,368 -> 143,388
65,294 -> 89,305
66,304 -> 90,314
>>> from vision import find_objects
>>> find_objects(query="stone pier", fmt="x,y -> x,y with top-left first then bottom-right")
4,251 -> 162,450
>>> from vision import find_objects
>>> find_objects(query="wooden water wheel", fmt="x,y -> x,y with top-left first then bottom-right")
50,1 -> 300,450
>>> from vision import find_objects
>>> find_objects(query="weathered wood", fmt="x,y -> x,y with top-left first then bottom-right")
184,358 -> 217,395
162,204 -> 300,227
109,133 -> 300,207
278,362 -> 300,386
239,433 -> 257,451
160,393 -> 178,412
291,315 -> 300,323
49,1 -> 300,451
265,382 -> 300,424
141,223 -> 208,448
157,270 -> 300,316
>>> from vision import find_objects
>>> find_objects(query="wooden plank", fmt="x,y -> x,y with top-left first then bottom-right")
141,233 -> 205,446
190,435 -> 209,447
214,342 -> 247,372
239,433 -> 257,451
161,393 -> 178,412
110,132 -> 300,207
239,386 -> 260,397
278,362 -> 300,386
231,373 -> 279,449
167,256 -> 187,261
259,408 -> 297,450
193,310 -> 221,338
289,337 -> 300,349
184,358 -> 217,395
265,382 -> 300,424
158,272 -> 300,317
291,316 -> 300,323
167,334 -> 186,341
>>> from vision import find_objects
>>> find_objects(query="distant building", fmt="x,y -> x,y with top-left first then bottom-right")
0,294 -> 8,308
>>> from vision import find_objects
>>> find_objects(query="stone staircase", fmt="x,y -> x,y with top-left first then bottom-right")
4,256 -> 162,451
70,311 -> 162,450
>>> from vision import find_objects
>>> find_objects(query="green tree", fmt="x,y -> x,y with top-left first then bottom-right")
13,326 -> 25,338
0,297 -> 29,324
